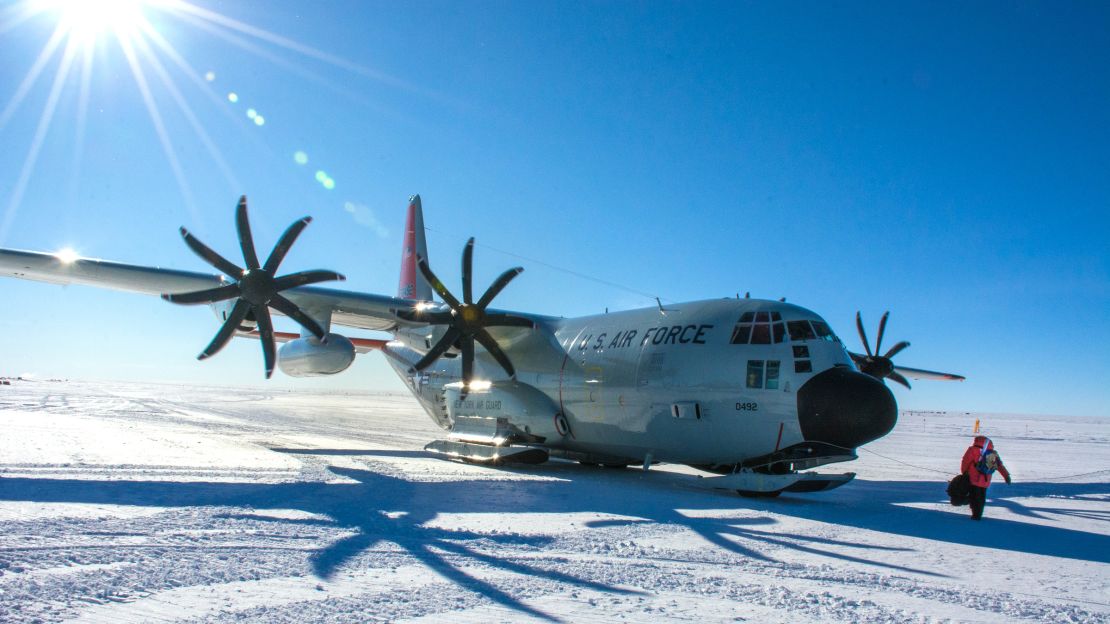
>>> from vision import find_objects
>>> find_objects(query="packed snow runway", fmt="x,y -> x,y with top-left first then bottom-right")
0,381 -> 1106,623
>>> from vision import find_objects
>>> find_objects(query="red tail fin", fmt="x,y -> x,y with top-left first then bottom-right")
398,194 -> 432,300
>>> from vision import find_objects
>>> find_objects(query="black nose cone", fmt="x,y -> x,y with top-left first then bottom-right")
797,367 -> 897,449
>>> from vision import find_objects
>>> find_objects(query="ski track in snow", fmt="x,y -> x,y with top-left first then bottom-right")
0,381 -> 1106,623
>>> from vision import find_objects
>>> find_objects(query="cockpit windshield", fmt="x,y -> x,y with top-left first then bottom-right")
731,312 -> 839,345
730,311 -> 786,344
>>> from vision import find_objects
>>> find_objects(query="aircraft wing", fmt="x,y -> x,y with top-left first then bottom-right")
0,248 -> 563,356
0,248 -> 408,332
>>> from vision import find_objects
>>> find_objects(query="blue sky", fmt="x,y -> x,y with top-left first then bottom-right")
0,1 -> 1107,417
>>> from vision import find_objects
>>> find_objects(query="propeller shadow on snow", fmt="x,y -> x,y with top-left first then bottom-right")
1,459 -> 1107,620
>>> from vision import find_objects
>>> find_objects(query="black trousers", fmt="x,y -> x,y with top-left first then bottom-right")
969,485 -> 987,519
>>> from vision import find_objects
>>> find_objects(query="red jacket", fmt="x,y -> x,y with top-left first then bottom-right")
961,436 -> 1010,488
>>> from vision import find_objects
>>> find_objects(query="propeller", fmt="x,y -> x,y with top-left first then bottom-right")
396,237 -> 534,390
850,311 -> 913,389
161,195 -> 345,378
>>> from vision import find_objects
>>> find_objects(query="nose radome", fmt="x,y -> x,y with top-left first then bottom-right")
797,367 -> 897,449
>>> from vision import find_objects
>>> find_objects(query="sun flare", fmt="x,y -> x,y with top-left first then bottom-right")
36,0 -> 150,42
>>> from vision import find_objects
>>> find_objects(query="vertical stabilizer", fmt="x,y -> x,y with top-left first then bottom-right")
398,194 -> 432,301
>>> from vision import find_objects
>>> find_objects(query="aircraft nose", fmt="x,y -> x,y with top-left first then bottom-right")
796,366 -> 897,449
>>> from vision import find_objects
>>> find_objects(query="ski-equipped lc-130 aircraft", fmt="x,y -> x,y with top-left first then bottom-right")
0,196 -> 963,495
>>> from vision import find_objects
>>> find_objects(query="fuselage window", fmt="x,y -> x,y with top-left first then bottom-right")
787,320 -> 816,341
746,360 -> 781,389
766,360 -> 780,389
795,360 -> 813,373
746,360 -> 764,388
793,345 -> 809,358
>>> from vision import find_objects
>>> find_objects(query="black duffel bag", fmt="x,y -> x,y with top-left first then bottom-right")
947,472 -> 971,506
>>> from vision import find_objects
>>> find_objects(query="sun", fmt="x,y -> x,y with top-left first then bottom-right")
34,0 -> 149,42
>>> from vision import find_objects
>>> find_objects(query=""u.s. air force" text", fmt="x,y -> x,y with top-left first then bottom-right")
576,324 -> 713,351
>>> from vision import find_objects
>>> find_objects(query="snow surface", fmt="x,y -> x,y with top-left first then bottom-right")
0,380 -> 1106,623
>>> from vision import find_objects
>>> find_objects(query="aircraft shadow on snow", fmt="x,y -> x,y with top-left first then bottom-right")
1,452 -> 1107,622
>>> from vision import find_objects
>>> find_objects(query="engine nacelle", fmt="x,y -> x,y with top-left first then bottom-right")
277,334 -> 356,377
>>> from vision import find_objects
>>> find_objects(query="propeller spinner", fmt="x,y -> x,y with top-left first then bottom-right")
161,196 -> 345,378
397,237 -> 534,390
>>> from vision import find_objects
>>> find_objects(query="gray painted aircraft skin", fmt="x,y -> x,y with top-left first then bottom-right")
0,195 -> 961,493
386,298 -> 854,466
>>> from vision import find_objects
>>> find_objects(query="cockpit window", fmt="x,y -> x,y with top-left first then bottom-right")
811,320 -> 838,342
773,322 -> 786,343
739,312 -> 755,323
729,324 -> 751,344
787,320 -> 816,341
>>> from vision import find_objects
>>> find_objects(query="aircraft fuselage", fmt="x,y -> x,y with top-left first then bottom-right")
384,297 -> 896,471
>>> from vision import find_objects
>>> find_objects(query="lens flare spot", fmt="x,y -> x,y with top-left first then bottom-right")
246,108 -> 257,119
315,170 -> 327,182
204,71 -> 215,82
254,115 -> 265,126
323,178 -> 335,190
294,151 -> 308,165
227,92 -> 239,103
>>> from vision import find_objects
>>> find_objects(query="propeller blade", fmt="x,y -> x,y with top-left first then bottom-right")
875,311 -> 890,355
235,196 -> 261,269
892,365 -> 965,382
887,370 -> 912,389
462,237 -> 474,305
410,327 -> 461,372
255,305 -> 276,378
416,257 -> 461,309
475,329 -> 515,379
883,340 -> 910,360
264,216 -> 311,273
180,228 -> 243,278
198,299 -> 251,360
855,312 -> 873,357
272,270 -> 345,291
476,266 -> 524,309
161,283 -> 240,305
460,334 -> 475,386
268,294 -> 326,340
483,313 -> 535,328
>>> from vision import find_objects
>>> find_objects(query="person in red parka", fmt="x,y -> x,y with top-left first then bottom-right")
960,435 -> 1012,520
